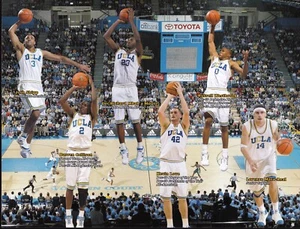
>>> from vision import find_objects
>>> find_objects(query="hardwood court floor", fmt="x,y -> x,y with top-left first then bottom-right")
2,137 -> 300,198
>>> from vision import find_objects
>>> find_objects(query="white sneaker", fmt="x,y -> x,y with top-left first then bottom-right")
65,215 -> 74,228
257,210 -> 268,227
136,146 -> 144,164
272,210 -> 284,225
17,135 -> 27,147
76,216 -> 84,228
120,148 -> 129,165
220,155 -> 228,171
20,148 -> 32,158
201,153 -> 209,166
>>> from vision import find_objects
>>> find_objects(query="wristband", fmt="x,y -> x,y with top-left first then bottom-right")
240,144 -> 248,148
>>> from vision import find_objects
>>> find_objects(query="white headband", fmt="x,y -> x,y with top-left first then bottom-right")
253,107 -> 266,114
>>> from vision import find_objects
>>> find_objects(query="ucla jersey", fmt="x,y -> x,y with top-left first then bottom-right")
160,123 -> 187,162
113,48 -> 139,85
19,48 -> 43,82
244,119 -> 277,161
67,113 -> 92,149
207,57 -> 231,89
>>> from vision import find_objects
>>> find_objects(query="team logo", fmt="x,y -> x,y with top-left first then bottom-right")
106,130 -> 116,137
147,130 -> 156,136
188,129 -> 197,136
164,24 -> 173,30
94,130 -> 102,136
129,157 -> 160,171
214,129 -> 222,136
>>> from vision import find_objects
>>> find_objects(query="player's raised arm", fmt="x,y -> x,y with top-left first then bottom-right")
174,83 -> 190,133
231,50 -> 249,78
103,19 -> 122,53
58,86 -> 80,118
87,74 -> 98,127
158,94 -> 173,133
208,25 -> 218,58
8,21 -> 25,57
128,8 -> 143,58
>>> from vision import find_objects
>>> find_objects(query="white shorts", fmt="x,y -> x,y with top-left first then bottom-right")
159,161 -> 188,198
106,177 -> 113,182
112,86 -> 141,123
203,89 -> 230,126
64,149 -> 92,190
18,82 -> 46,112
245,152 -> 277,192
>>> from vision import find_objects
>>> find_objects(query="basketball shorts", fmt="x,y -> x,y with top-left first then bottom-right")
18,82 -> 46,112
245,152 -> 277,192
159,161 -> 188,198
112,86 -> 141,123
203,89 -> 230,126
64,149 -> 92,190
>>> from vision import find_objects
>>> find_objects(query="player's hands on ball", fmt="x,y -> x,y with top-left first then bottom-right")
128,8 -> 134,23
79,64 -> 91,73
86,74 -> 94,85
174,82 -> 183,95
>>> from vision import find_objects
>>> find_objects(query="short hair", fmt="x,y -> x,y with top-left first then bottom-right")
171,106 -> 183,115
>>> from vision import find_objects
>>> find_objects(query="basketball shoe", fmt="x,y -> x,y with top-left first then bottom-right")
76,216 -> 84,228
201,153 -> 209,166
136,146 -> 145,164
120,147 -> 129,165
220,155 -> 228,171
65,215 -> 74,228
272,210 -> 284,225
257,210 -> 268,227
18,134 -> 32,158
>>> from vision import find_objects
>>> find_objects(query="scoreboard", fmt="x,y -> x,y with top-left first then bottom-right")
137,19 -> 223,75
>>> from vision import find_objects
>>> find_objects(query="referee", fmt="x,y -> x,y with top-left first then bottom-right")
227,173 -> 239,191
23,175 -> 36,193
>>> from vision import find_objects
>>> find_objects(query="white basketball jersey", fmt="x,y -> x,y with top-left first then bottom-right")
18,48 -> 43,82
244,119 -> 277,161
207,57 -> 231,89
113,48 -> 139,85
67,113 -> 93,149
160,123 -> 187,161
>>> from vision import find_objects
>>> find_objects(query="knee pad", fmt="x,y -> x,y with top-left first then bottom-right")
78,188 -> 88,207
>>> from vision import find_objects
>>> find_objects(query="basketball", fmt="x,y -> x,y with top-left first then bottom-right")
277,138 -> 294,155
166,82 -> 178,96
72,72 -> 89,88
119,8 -> 129,22
206,10 -> 220,25
18,8 -> 33,24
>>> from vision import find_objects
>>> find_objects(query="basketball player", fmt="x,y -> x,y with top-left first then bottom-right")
158,82 -> 189,228
58,74 -> 97,228
201,24 -> 249,171
241,104 -> 284,227
45,148 -> 59,167
23,175 -> 36,193
8,20 -> 90,158
227,173 -> 239,191
191,162 -> 206,181
102,168 -> 115,185
43,165 -> 58,186
103,8 -> 144,165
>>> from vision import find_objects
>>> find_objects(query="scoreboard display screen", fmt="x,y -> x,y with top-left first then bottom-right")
160,33 -> 204,73
166,47 -> 198,70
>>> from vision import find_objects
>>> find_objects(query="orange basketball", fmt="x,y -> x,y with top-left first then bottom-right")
206,10 -> 220,25
18,8 -> 33,24
72,72 -> 89,88
119,8 -> 130,22
166,82 -> 178,96
277,138 -> 294,155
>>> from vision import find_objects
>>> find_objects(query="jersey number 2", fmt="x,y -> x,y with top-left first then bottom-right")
79,127 -> 84,134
